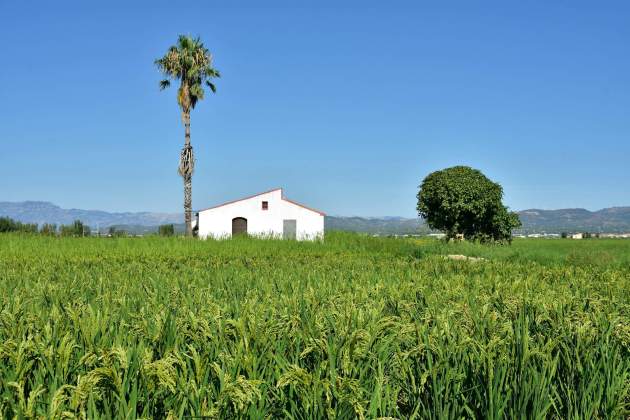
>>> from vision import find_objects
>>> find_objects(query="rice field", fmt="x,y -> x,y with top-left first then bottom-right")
0,233 -> 629,418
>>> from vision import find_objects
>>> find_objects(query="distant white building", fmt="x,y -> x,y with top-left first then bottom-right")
571,233 -> 583,239
196,188 -> 325,240
600,233 -> 630,238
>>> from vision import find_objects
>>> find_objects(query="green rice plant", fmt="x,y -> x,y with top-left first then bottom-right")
0,233 -> 628,418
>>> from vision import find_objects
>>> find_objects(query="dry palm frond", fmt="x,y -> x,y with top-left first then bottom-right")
178,144 -> 195,178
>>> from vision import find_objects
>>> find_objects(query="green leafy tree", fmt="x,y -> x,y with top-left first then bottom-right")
155,35 -> 220,237
108,227 -> 128,237
417,166 -> 521,243
39,223 -> 57,236
0,217 -> 37,233
60,220 -> 89,237
0,217 -> 20,233
158,224 -> 175,237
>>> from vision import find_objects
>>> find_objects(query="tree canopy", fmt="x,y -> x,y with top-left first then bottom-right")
155,35 -> 220,114
417,166 -> 521,243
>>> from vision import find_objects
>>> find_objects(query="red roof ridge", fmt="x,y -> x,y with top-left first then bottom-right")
196,188 -> 325,216
281,197 -> 326,216
196,188 -> 282,212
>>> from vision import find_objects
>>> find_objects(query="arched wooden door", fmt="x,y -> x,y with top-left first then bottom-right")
232,217 -> 247,236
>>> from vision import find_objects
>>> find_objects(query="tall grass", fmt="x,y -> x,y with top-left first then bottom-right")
0,233 -> 628,418
420,237 -> 630,268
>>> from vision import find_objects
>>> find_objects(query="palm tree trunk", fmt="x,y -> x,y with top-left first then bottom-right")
179,109 -> 194,237
184,107 -> 191,148
183,174 -> 192,236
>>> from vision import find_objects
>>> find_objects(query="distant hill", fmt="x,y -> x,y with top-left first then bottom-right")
325,216 -> 429,235
516,207 -> 630,233
0,201 -> 181,229
1,201 -> 629,235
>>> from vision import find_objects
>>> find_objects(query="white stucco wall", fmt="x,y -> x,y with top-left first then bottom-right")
197,189 -> 324,240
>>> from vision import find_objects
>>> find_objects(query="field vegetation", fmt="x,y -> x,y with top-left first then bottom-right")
0,233 -> 629,418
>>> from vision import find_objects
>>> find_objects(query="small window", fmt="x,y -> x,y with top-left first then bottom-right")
262,201 -> 269,210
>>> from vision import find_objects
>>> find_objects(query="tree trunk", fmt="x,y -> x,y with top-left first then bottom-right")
184,107 -> 191,148
179,109 -> 194,237
183,174 -> 192,236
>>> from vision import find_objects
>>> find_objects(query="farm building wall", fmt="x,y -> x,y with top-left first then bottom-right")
197,189 -> 324,240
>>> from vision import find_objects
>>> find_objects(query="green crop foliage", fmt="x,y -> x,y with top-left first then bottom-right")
0,233 -> 629,418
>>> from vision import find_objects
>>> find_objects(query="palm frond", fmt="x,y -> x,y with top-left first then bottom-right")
178,144 -> 195,177
156,35 -> 219,107
205,67 -> 221,79
178,34 -> 191,50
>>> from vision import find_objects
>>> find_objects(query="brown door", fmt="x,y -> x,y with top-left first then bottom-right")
232,217 -> 247,236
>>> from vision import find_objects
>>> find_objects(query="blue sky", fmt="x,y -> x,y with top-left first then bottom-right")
1,1 -> 629,217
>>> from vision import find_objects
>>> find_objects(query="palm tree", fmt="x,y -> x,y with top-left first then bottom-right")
155,35 -> 220,237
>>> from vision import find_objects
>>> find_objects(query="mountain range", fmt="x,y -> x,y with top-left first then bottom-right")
0,201 -> 181,229
1,201 -> 630,234
516,207 -> 630,233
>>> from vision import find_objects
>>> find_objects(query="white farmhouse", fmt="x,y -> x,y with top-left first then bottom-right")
196,188 -> 325,240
